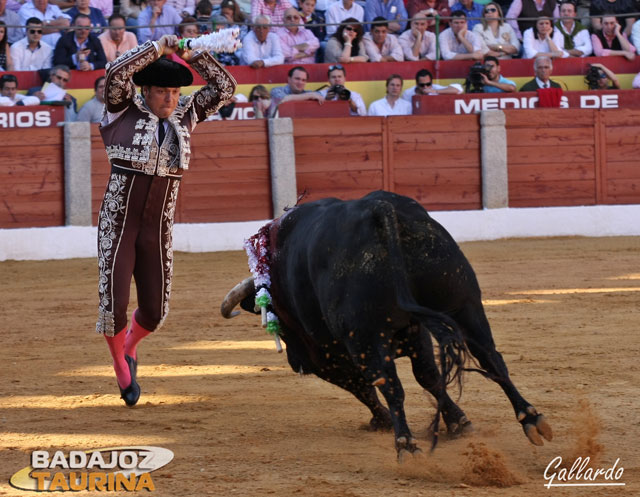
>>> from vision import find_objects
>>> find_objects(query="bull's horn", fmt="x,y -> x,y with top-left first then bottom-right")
220,277 -> 255,318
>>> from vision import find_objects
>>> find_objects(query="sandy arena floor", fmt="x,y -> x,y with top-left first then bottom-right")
0,236 -> 638,496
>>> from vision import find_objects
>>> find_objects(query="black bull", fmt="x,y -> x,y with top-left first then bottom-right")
221,191 -> 552,456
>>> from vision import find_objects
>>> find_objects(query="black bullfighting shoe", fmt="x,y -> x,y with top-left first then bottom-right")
119,355 -> 140,406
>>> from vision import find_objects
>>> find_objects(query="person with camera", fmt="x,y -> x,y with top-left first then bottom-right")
401,68 -> 463,101
318,63 -> 367,115
585,63 -> 620,89
439,10 -> 486,60
476,56 -> 516,93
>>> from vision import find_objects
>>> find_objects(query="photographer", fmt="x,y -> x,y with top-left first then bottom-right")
318,64 -> 367,116
585,63 -> 620,90
479,56 -> 516,93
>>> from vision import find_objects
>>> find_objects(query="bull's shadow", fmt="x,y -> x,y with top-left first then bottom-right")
222,190 -> 552,459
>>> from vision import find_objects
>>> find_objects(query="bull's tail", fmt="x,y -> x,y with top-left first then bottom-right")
372,200 -> 467,449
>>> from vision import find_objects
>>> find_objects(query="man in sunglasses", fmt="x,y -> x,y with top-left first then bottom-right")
30,64 -> 79,120
18,0 -> 71,48
401,68 -> 463,102
10,17 -> 53,70
52,13 -> 107,70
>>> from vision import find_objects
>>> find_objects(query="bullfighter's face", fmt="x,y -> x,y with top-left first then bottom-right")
143,86 -> 181,119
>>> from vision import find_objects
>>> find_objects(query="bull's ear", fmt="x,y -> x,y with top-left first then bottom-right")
240,294 -> 259,314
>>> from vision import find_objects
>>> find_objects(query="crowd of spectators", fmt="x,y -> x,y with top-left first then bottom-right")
1,0 -> 640,117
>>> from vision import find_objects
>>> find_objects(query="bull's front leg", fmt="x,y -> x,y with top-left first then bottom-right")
345,336 -> 420,460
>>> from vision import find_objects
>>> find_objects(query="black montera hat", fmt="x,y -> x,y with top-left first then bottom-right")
132,58 -> 194,87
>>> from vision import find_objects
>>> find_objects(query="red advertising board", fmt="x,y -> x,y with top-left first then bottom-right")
0,105 -> 66,128
412,89 -> 640,115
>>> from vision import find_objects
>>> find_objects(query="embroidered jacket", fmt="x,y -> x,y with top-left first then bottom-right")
100,40 -> 236,178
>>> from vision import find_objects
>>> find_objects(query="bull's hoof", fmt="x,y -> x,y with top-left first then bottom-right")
365,411 -> 393,432
396,436 -> 421,461
447,415 -> 474,437
518,407 -> 553,446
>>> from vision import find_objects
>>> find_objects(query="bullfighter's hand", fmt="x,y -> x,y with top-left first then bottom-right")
158,35 -> 180,56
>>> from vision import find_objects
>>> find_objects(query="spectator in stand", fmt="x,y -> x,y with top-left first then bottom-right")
53,14 -> 107,70
439,10 -> 486,60
552,1 -> 592,57
220,0 -> 248,38
363,0 -> 407,34
318,64 -> 366,115
585,62 -> 620,89
520,55 -> 561,90
269,65 -> 323,116
18,0 -> 71,48
299,0 -> 325,42
473,2 -> 520,59
31,64 -> 78,119
99,14 -> 138,62
240,15 -> 284,67
407,0 -> 450,31
10,17 -> 53,70
450,0 -> 484,30
0,0 -> 23,44
67,0 -> 107,28
167,0 -> 196,18
401,68 -> 463,102
368,73 -> 412,116
590,0 -> 636,36
119,0 -> 147,28
523,16 -> 567,58
137,0 -> 182,42
633,19 -> 640,51
167,16 -> 197,65
324,17 -> 368,63
90,0 -> 112,18
248,84 -> 270,117
632,70 -> 640,88
506,0 -> 559,41
211,14 -> 241,64
0,74 -> 40,105
363,16 -> 403,61
398,10 -> 436,60
76,75 -> 104,122
251,0 -> 291,27
0,21 -> 13,71
195,0 -> 212,33
480,55 -> 516,92
325,0 -> 364,39
276,7 -> 319,63
591,14 -> 636,60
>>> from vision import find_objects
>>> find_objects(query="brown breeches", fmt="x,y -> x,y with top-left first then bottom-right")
96,172 -> 180,336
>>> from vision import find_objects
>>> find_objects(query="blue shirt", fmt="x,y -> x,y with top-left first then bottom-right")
451,1 -> 484,30
484,75 -> 516,93
364,0 -> 408,32
137,5 -> 182,43
66,6 -> 107,28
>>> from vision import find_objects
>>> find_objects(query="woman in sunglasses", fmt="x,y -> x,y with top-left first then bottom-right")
0,21 -> 14,71
324,17 -> 368,63
249,84 -> 272,118
472,2 -> 519,59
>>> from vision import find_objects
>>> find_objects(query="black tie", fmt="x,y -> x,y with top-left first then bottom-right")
158,119 -> 166,145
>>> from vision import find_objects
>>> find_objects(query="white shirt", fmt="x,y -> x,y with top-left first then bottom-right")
523,27 -> 568,59
18,1 -> 71,47
438,28 -> 485,60
10,38 -> 54,71
0,93 -> 41,106
240,31 -> 285,67
318,87 -> 367,115
368,96 -> 412,116
632,20 -> 640,53
472,23 -> 521,58
325,1 -> 364,38
397,29 -> 437,61
552,22 -> 592,57
401,83 -> 463,102
362,32 -> 403,62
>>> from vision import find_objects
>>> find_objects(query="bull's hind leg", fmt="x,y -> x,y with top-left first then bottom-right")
345,334 -> 419,459
401,326 -> 472,437
455,302 -> 552,445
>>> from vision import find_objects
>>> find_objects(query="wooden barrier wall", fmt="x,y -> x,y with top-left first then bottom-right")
90,120 -> 272,225
1,128 -> 65,228
505,109 -> 640,207
293,115 -> 482,211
